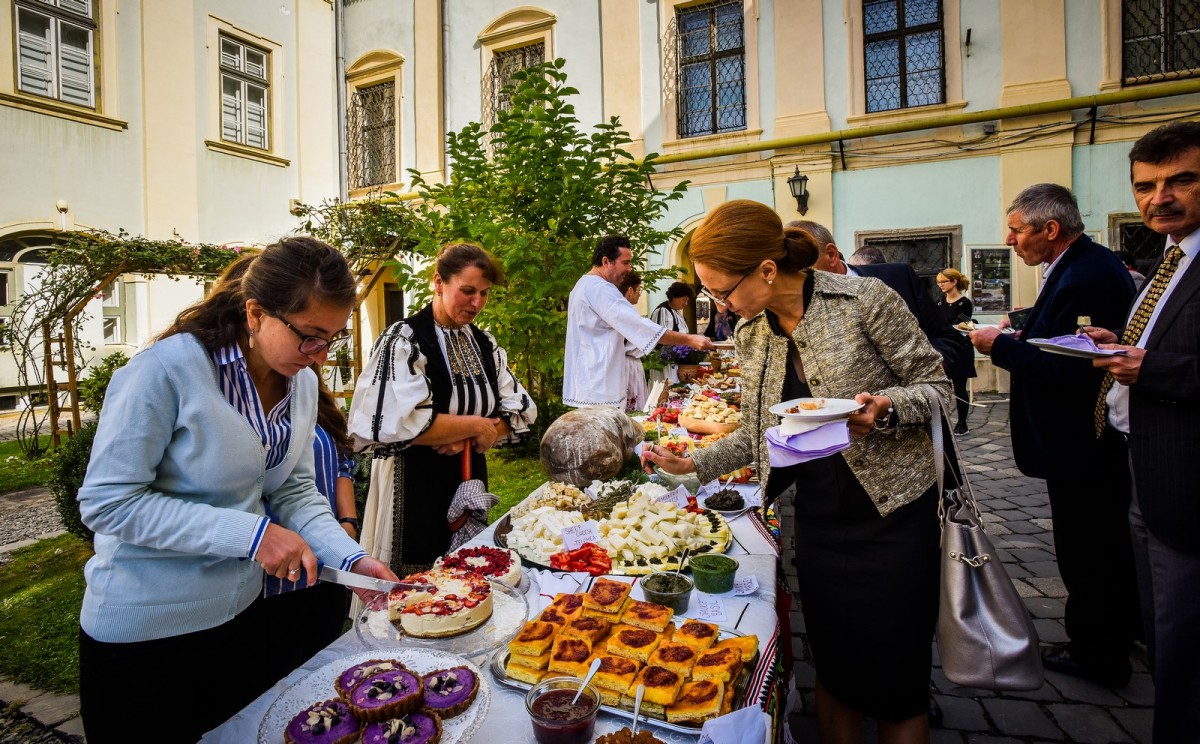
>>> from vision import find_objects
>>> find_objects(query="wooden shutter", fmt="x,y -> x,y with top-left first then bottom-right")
16,7 -> 55,98
221,77 -> 243,143
57,20 -> 93,107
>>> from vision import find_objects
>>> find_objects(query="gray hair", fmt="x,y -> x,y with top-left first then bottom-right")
847,246 -> 886,266
785,219 -> 835,248
1007,183 -> 1084,236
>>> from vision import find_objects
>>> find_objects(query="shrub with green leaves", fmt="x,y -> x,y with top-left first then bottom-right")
50,420 -> 97,542
78,351 -> 130,413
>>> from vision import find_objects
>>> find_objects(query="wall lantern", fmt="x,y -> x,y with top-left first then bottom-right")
787,167 -> 809,215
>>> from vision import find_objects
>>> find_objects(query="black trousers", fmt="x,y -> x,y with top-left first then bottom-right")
950,375 -> 971,427
80,597 -> 273,744
1044,429 -> 1141,663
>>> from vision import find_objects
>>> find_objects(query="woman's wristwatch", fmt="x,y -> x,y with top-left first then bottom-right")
338,517 -> 361,532
872,406 -> 898,431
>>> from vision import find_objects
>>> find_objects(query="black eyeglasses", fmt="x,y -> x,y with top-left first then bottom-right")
271,314 -> 350,355
701,267 -> 756,308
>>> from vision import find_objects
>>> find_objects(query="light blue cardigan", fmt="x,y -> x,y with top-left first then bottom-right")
78,333 -> 363,643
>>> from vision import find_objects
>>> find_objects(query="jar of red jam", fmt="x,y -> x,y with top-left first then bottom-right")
524,676 -> 601,744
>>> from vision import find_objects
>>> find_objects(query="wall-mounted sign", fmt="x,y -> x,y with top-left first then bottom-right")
970,247 -> 1012,313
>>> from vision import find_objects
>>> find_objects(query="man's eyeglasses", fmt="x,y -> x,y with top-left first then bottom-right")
272,314 -> 350,355
701,267 -> 756,308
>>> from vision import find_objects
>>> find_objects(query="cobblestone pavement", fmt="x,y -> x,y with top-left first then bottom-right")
0,489 -> 64,553
784,394 -> 1153,743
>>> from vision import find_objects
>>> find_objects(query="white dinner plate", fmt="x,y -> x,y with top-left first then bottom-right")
258,648 -> 490,744
769,398 -> 865,422
955,324 -> 1016,336
1028,339 -> 1128,359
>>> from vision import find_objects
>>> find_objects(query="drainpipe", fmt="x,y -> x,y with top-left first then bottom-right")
357,76 -> 1200,206
334,0 -> 349,202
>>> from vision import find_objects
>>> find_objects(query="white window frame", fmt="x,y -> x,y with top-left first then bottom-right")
13,0 -> 95,108
218,33 -> 270,150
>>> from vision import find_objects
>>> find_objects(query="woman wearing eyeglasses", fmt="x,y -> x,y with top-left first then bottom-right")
935,268 -> 977,434
643,200 -> 950,744
348,243 -> 536,576
76,238 -> 398,744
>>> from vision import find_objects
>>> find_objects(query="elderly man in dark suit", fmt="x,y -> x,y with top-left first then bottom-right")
970,184 -> 1139,687
1087,121 -> 1200,739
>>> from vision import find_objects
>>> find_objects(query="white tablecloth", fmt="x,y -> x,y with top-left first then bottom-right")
204,486 -> 780,743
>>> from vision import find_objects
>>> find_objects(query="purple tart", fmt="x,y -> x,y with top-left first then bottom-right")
335,659 -> 407,700
361,711 -> 443,744
420,666 -> 479,719
348,668 -> 423,722
284,699 -> 361,744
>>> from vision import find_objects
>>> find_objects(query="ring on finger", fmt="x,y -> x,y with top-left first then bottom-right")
287,567 -> 300,576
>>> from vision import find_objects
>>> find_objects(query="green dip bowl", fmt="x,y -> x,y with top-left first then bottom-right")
641,571 -> 694,613
689,554 -> 739,594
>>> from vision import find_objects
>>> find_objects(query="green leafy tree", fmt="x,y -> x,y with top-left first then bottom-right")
399,59 -> 687,422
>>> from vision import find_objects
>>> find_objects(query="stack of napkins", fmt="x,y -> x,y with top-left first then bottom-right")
765,421 -> 851,467
526,569 -> 589,613
1032,334 -> 1126,354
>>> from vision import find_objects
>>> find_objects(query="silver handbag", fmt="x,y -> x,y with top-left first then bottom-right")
927,386 -> 1044,691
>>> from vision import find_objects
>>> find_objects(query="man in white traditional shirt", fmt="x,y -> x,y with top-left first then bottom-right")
563,235 -> 713,408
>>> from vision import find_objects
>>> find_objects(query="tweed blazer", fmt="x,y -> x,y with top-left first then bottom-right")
691,271 -> 951,517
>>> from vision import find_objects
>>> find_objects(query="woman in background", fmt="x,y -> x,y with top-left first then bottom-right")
348,243 -> 536,576
935,268 -> 977,434
650,281 -> 696,383
618,271 -> 649,411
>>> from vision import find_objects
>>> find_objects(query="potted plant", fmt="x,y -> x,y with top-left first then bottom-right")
660,345 -> 708,382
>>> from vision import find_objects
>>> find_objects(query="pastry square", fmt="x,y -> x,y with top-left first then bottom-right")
509,620 -> 556,656
647,641 -> 698,676
721,682 -> 736,715
598,687 -> 623,707
584,577 -> 633,612
714,634 -> 759,663
581,596 -> 629,621
620,599 -> 673,632
673,619 -> 719,651
561,615 -> 612,645
691,646 -> 742,684
506,661 -> 548,685
507,648 -> 551,671
627,665 -> 684,706
605,623 -> 663,663
549,593 -> 586,618
548,636 -> 593,676
666,680 -> 725,724
589,653 -> 641,693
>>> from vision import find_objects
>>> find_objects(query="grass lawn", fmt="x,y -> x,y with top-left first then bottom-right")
0,436 -> 54,494
486,447 -> 545,523
0,533 -> 91,694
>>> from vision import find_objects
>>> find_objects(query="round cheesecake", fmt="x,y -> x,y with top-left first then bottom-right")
284,699 -> 361,744
420,666 -> 480,719
387,567 -> 494,638
435,546 -> 523,587
347,668 -> 423,723
361,711 -> 442,744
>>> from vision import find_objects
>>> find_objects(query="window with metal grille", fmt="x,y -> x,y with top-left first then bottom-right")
348,80 -> 396,189
863,0 -> 944,113
675,0 -> 746,138
861,231 -> 954,298
1123,0 -> 1200,82
482,42 -> 545,130
1119,221 -> 1168,275
14,0 -> 96,108
219,34 -> 270,150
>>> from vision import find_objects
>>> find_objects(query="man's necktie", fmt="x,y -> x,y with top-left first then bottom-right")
1093,245 -> 1185,436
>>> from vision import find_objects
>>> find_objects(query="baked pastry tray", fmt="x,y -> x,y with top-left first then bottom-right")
487,626 -> 757,735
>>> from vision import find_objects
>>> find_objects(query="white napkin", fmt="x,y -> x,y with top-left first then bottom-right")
526,569 -> 588,613
698,704 -> 769,744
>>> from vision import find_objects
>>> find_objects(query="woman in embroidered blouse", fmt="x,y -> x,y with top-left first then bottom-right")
348,243 -> 536,576
643,200 -> 950,744
76,238 -> 397,744
650,281 -> 696,384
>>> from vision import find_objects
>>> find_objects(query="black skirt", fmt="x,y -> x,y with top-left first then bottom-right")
776,380 -> 940,720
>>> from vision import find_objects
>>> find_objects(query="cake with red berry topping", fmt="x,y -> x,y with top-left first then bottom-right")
360,711 -> 442,744
435,546 -> 523,587
387,567 -> 493,638
284,699 -> 362,744
420,666 -> 480,719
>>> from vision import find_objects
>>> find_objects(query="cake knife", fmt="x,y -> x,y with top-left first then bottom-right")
317,565 -> 434,593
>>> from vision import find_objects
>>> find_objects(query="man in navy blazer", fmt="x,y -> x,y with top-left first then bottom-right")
971,184 -> 1138,687
1089,121 -> 1200,739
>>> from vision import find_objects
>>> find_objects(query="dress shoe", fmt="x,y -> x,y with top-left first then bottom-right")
1041,643 -> 1131,687
953,422 -> 968,435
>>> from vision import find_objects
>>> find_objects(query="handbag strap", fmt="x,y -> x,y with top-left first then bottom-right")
922,384 -> 982,521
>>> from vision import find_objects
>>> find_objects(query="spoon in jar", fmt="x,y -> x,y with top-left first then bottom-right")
571,657 -> 603,705
630,684 -> 645,736
674,547 -> 691,577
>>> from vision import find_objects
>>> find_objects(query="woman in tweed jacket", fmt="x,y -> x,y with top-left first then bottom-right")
644,200 -> 950,742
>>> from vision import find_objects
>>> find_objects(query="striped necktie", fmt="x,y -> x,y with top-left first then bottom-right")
1093,245 -> 1185,436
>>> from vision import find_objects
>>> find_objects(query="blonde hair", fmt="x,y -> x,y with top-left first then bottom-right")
689,199 -> 819,276
938,268 -> 969,292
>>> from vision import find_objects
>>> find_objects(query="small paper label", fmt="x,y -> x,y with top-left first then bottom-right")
695,595 -> 727,622
561,521 -> 602,551
733,575 -> 759,596
669,426 -> 690,438
654,485 -> 691,508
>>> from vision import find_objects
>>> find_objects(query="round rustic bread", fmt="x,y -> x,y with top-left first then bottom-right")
540,407 -> 642,487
